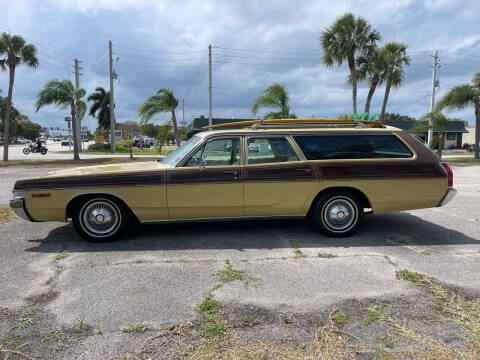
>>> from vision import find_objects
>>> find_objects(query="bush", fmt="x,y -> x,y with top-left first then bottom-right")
429,135 -> 439,150
87,143 -> 109,151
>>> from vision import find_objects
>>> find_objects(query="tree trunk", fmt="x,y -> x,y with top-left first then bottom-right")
3,65 -> 16,162
380,77 -> 392,121
71,103 -> 80,160
364,74 -> 379,118
171,110 -> 181,146
348,56 -> 357,114
474,100 -> 480,160
437,131 -> 444,159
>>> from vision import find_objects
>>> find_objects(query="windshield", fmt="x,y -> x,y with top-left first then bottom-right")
159,135 -> 203,167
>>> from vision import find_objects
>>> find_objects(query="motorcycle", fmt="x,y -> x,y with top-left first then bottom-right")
23,144 -> 48,155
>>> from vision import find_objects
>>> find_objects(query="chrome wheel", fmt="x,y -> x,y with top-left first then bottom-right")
321,196 -> 357,232
80,199 -> 121,237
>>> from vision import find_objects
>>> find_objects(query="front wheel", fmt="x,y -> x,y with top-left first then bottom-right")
23,148 -> 30,155
311,192 -> 363,237
41,149 -> 48,155
72,197 -> 130,242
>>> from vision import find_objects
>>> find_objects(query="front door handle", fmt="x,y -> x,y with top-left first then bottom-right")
296,168 -> 312,174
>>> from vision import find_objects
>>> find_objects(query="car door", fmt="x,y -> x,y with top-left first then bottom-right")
166,136 -> 244,219
244,135 -> 317,216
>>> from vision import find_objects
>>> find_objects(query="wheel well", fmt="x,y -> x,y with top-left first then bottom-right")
307,187 -> 372,216
65,193 -> 139,222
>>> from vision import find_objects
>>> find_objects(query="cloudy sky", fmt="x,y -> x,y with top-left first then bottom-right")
1,0 -> 479,133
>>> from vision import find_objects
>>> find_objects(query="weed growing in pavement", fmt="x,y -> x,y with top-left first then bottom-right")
198,294 -> 219,315
317,252 -> 337,258
282,315 -> 292,324
0,206 -> 18,226
291,241 -> 306,257
1,336 -> 13,344
73,316 -> 88,331
396,269 -> 431,285
199,315 -> 226,338
216,260 -> 260,288
420,250 -> 431,255
331,311 -> 348,325
122,323 -> 150,333
13,317 -> 31,330
54,252 -> 69,260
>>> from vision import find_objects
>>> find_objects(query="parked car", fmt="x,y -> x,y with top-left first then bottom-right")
10,118 -> 455,242
0,138 -> 4,145
61,139 -> 73,146
16,139 -> 31,144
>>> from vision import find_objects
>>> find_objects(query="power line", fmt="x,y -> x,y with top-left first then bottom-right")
114,44 -> 208,55
117,61 -> 205,68
113,52 -> 208,62
213,46 -> 322,56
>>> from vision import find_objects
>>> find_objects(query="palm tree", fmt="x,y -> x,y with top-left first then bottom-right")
138,89 -> 180,146
320,13 -> 380,113
0,32 -> 38,161
87,87 -> 111,130
379,42 -> 410,121
251,83 -> 295,119
35,79 -> 86,160
411,111 -> 450,159
437,72 -> 480,159
355,47 -> 387,117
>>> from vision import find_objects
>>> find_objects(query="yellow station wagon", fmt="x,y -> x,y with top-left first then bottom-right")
10,119 -> 456,242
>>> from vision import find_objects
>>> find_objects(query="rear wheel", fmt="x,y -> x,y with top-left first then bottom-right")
72,197 -> 130,242
23,148 -> 30,155
311,192 -> 363,237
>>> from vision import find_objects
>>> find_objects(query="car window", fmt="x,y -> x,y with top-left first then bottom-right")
184,138 -> 241,167
247,137 -> 299,165
293,135 -> 413,160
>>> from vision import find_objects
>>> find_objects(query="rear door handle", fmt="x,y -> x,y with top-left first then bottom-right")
224,170 -> 239,180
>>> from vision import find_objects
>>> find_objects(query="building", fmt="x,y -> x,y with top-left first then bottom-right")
463,125 -> 476,145
382,119 -> 468,149
186,116 -> 252,137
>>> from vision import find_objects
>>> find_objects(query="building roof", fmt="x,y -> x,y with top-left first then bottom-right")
382,119 -> 468,133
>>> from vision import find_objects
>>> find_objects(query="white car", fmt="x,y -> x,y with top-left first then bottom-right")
16,139 -> 31,144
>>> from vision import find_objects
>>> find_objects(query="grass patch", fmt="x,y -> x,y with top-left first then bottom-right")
396,269 -> 431,285
199,315 -> 226,338
420,250 -> 431,255
198,294 -> 219,315
13,317 -> 31,330
122,323 -> 150,333
317,252 -> 337,258
216,260 -> 260,288
331,311 -> 348,325
54,252 -> 69,260
0,207 -> 18,226
446,158 -> 480,166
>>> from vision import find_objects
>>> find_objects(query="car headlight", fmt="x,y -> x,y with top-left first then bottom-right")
12,190 -> 25,200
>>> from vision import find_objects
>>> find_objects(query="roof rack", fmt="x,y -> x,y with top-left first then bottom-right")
202,118 -> 385,130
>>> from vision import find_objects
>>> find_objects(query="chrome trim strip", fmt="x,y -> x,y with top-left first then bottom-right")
437,188 -> 457,207
141,214 -> 305,224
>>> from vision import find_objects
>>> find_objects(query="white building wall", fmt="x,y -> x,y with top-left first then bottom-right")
463,126 -> 476,145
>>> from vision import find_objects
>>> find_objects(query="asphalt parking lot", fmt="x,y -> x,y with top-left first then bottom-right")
0,165 -> 479,359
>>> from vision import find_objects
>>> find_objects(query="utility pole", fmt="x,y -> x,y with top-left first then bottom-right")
109,40 -> 116,153
208,44 -> 212,130
428,51 -> 439,146
74,58 -> 82,152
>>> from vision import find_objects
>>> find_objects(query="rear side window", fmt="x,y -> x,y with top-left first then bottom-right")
293,135 -> 413,160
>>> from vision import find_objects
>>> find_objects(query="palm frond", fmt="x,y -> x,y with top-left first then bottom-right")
436,84 -> 477,111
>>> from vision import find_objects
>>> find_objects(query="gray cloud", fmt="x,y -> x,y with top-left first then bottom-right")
1,0 -> 479,134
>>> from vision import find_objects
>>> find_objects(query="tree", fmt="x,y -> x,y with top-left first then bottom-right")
320,13 -> 380,113
87,87 -> 111,130
138,89 -> 180,146
141,123 -> 159,138
355,47 -> 387,117
35,79 -> 86,160
411,111 -> 450,159
0,32 -> 38,161
379,42 -> 410,121
436,72 -> 480,159
251,83 -> 295,119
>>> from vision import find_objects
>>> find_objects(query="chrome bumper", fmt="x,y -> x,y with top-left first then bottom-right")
9,199 -> 33,221
437,188 -> 457,207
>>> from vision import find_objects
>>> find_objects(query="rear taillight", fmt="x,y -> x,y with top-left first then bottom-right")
440,162 -> 453,187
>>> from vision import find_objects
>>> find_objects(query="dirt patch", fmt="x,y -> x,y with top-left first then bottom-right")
0,207 -> 18,226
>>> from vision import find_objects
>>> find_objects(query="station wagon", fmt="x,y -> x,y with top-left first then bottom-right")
10,119 -> 456,242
